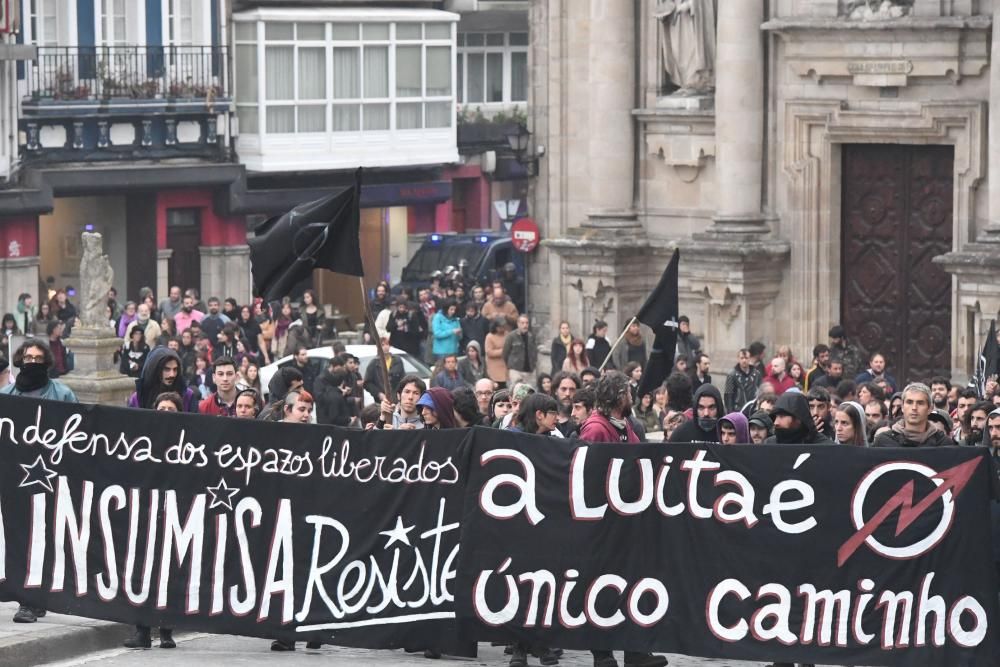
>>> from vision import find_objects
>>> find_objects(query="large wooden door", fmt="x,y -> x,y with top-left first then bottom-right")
166,208 -> 201,294
841,145 -> 953,384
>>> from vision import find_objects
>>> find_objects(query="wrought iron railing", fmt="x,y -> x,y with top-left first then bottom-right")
24,45 -> 228,102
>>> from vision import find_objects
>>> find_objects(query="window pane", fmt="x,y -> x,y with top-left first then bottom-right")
426,46 -> 451,96
465,33 -> 484,47
332,23 -> 359,40
511,52 -> 527,102
486,33 -> 504,47
457,33 -> 466,46
333,48 -> 359,99
363,23 -> 389,40
298,48 -> 325,99
458,55 -> 464,103
298,106 -> 325,132
237,106 -> 258,134
235,44 -> 257,103
332,104 -> 360,131
426,23 -> 451,40
397,24 -> 420,40
265,22 -> 293,40
396,46 -> 422,97
509,32 -> 529,46
363,104 -> 389,130
467,53 -> 484,103
266,106 -> 294,133
235,22 -> 255,41
425,102 -> 451,128
397,102 -> 421,129
364,46 -> 388,98
297,23 -> 324,40
486,52 -> 503,103
265,46 -> 294,99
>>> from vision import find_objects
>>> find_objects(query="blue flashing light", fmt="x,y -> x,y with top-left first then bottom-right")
84,224 -> 94,231
430,234 -> 442,243
478,235 -> 489,243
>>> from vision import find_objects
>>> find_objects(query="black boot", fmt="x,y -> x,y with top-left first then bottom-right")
270,640 -> 295,651
591,650 -> 617,667
12,605 -> 36,624
623,653 -> 667,667
509,644 -> 528,667
538,647 -> 560,666
123,625 -> 152,649
159,628 -> 176,649
306,641 -> 321,649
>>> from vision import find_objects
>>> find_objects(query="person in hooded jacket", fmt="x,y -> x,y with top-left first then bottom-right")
257,366 -> 304,421
669,383 -> 724,443
834,401 -> 869,446
126,347 -> 198,412
416,387 -> 457,430
717,412 -> 751,444
747,410 -> 773,444
763,392 -> 835,445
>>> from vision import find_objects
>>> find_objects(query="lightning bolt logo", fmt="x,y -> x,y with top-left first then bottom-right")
837,457 -> 982,567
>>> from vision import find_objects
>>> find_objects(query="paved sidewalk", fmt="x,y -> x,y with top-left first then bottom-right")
0,602 -> 130,667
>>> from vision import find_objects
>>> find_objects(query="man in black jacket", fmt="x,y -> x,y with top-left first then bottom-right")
315,368 -> 353,426
669,383 -> 724,443
363,336 -> 406,404
764,392 -> 835,445
873,382 -> 954,447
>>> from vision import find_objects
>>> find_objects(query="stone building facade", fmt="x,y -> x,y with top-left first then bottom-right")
531,0 -> 1000,384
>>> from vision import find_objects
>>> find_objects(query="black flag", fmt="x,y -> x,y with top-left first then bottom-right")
248,169 -> 364,301
972,319 -> 999,398
635,250 -> 679,399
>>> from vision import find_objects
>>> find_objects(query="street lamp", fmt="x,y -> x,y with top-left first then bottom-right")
504,124 -> 539,176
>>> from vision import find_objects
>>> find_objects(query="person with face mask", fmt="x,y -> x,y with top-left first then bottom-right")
2,339 -> 76,624
669,383 -> 725,443
763,391 -> 835,445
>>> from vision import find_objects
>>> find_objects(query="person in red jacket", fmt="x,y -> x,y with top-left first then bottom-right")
576,371 -> 667,667
198,356 -> 239,416
762,356 -> 798,396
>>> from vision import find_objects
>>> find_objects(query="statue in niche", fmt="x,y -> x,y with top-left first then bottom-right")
845,0 -> 912,20
654,0 -> 716,96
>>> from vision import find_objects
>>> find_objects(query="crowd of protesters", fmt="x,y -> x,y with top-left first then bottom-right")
3,276 -> 1000,666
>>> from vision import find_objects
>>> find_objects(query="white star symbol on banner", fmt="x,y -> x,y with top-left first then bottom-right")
379,516 -> 415,550
206,478 -> 240,511
19,455 -> 57,492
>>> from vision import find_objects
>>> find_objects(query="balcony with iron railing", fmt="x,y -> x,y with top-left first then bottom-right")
19,45 -> 231,164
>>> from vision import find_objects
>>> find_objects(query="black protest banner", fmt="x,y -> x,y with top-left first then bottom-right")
0,394 -> 469,653
457,428 -> 1000,667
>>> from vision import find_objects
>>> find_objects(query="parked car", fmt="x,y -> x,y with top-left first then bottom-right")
259,344 -> 433,405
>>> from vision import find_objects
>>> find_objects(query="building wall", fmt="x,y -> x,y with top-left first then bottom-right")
39,196 -> 128,296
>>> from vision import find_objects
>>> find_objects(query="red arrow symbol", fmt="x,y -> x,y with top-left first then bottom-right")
837,457 -> 982,567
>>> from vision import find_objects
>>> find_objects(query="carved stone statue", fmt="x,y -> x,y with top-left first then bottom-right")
846,0 -> 912,20
655,0 -> 717,96
78,232 -> 114,330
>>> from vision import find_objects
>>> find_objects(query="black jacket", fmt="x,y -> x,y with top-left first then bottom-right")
460,314 -> 489,352
550,337 -> 569,375
314,372 -> 352,426
873,423 -> 954,448
763,392 -> 835,445
387,309 -> 425,357
587,336 -> 614,370
363,355 -> 406,402
669,384 -> 724,444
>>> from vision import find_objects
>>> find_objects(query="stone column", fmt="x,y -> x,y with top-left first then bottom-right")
200,245 -> 251,304
584,0 -> 636,227
710,0 -> 767,235
157,248 -> 172,300
984,7 -> 1000,243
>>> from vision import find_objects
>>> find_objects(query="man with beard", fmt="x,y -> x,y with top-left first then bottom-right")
669,383 -> 724,443
126,347 -> 198,412
807,387 -> 835,440
764,392 -> 835,445
803,344 -> 830,391
724,348 -> 761,413
2,339 -> 76,624
812,359 -> 844,390
929,376 -> 952,410
828,324 -> 864,380
123,302 -> 162,349
173,293 -> 204,334
387,296 -> 424,357
552,371 -> 581,437
200,297 -> 231,352
963,400 -> 993,447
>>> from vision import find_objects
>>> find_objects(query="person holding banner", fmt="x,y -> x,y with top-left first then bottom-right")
577,371 -> 668,667
873,382 -> 954,447
2,338 -> 77,624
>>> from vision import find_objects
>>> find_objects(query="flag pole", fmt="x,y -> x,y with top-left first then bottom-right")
358,277 -> 392,406
598,316 -> 637,372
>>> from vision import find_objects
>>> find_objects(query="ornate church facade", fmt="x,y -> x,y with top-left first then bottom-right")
531,0 -> 1000,383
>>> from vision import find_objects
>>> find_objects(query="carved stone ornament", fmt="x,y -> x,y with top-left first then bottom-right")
78,232 -> 114,330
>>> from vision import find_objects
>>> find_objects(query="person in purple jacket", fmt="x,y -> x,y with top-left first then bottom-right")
126,346 -> 198,411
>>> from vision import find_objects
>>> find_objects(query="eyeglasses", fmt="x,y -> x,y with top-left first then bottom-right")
475,390 -> 493,397
22,354 -> 45,363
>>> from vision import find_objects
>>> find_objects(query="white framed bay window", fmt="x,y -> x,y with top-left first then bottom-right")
233,8 -> 459,172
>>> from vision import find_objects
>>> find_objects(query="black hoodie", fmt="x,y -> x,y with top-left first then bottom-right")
764,392 -> 834,445
669,383 -> 724,443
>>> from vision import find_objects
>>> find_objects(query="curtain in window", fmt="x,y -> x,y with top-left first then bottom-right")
265,46 -> 294,100
511,52 -> 527,102
467,53 -> 484,104
486,53 -> 503,103
332,104 -> 360,131
397,102 -> 421,129
266,107 -> 294,133
426,47 -> 451,97
425,102 -> 451,128
396,45 -> 422,97
364,46 -> 389,98
333,48 -> 359,99
235,45 -> 257,104
363,104 -> 389,130
298,47 -> 325,99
